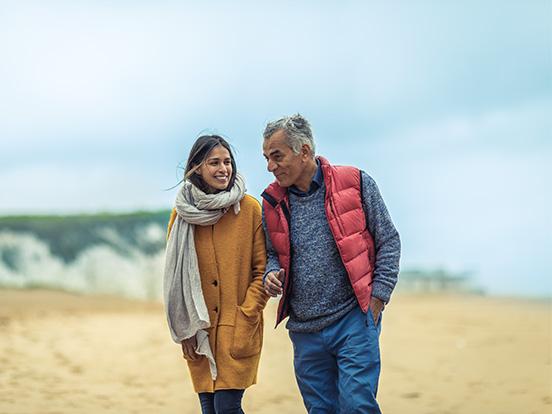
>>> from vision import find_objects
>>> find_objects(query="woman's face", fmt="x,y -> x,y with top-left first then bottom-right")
196,145 -> 233,192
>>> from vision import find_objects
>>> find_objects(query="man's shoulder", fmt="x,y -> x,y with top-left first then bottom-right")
359,169 -> 375,182
326,164 -> 364,190
359,170 -> 378,189
261,181 -> 287,207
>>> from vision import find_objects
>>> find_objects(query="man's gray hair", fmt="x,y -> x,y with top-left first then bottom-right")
263,114 -> 316,157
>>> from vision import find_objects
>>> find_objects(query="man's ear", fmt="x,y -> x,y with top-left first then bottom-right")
301,144 -> 311,160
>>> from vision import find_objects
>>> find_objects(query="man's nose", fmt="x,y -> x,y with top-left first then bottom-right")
267,159 -> 277,172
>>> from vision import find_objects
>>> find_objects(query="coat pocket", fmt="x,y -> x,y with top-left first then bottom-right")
230,305 -> 263,359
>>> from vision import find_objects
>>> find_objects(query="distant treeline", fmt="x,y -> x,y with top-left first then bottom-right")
0,210 -> 171,263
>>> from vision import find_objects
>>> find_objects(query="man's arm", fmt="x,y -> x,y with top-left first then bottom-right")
261,207 -> 285,297
361,171 -> 401,304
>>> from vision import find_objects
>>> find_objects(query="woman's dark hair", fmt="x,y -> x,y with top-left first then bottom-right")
184,135 -> 237,193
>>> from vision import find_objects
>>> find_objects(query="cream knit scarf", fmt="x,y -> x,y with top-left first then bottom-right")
164,172 -> 246,380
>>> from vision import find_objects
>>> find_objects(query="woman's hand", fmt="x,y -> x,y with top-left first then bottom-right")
181,335 -> 199,361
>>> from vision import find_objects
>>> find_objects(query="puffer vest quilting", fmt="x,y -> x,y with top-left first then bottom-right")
262,156 -> 376,327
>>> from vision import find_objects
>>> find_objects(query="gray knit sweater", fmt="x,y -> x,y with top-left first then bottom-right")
262,169 -> 401,333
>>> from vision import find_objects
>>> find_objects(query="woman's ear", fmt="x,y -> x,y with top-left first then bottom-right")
188,164 -> 202,176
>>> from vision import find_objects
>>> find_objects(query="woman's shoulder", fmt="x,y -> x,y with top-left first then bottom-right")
241,194 -> 261,207
166,208 -> 177,238
168,207 -> 177,222
240,194 -> 262,215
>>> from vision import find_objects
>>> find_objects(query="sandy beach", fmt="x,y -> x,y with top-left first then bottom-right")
0,289 -> 550,414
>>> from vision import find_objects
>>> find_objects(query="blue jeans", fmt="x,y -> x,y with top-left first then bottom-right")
289,306 -> 382,413
198,389 -> 245,414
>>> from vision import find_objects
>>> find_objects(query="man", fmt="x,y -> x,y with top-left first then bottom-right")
261,114 -> 400,413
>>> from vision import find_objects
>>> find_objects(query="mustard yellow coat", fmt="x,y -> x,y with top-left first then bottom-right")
167,194 -> 269,393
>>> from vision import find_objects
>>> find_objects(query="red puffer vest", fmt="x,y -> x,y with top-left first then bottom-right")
261,156 -> 376,326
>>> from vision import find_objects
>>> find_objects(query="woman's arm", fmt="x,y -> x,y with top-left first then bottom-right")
239,211 -> 269,316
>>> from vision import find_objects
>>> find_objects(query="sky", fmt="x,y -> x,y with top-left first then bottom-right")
0,0 -> 551,297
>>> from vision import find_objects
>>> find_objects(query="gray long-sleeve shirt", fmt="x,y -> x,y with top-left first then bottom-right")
262,167 -> 401,332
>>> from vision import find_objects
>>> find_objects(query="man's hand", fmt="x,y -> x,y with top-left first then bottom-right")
264,269 -> 285,297
181,335 -> 199,361
369,297 -> 385,325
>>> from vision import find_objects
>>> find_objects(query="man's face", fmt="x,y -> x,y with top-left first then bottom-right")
262,129 -> 307,188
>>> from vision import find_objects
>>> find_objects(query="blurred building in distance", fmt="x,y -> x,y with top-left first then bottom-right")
397,268 -> 485,295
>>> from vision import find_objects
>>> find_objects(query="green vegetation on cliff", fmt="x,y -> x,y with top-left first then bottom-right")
0,210 -> 171,263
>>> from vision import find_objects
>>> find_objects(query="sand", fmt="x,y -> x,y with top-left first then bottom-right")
0,289 -> 550,414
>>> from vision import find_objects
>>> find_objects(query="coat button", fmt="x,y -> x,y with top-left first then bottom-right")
212,280 -> 218,286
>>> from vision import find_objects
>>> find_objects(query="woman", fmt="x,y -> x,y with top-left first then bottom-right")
164,135 -> 268,414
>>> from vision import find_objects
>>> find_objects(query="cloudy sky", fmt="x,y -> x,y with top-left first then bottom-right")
0,0 -> 550,297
